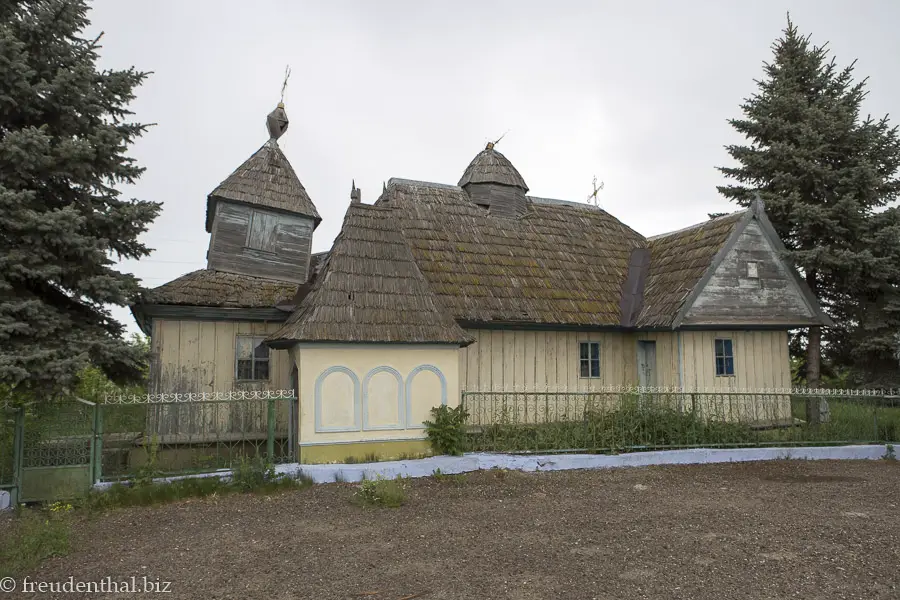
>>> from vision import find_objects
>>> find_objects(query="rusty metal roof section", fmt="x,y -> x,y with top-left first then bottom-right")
268,203 -> 474,346
458,142 -> 529,191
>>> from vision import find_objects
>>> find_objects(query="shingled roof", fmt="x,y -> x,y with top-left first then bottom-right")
205,139 -> 321,232
458,143 -> 529,191
636,212 -> 746,327
378,179 -> 645,326
143,269 -> 299,308
268,203 -> 474,346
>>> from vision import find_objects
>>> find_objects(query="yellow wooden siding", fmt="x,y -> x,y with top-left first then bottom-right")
680,330 -> 790,390
460,330 -> 637,391
151,319 -> 293,393
459,328 -> 790,392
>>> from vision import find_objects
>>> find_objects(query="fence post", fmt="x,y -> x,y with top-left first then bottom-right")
93,404 -> 104,484
267,397 -> 276,461
12,407 -> 25,507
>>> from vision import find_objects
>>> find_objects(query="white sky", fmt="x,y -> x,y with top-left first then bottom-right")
85,0 -> 900,334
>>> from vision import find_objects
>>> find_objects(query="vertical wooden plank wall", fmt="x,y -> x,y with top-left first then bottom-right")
459,329 -> 791,392
152,319 -> 293,393
459,330 -> 643,391
679,330 -> 791,390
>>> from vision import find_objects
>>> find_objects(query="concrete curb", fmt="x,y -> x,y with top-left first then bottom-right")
91,444 -> 892,489
88,444 -> 891,490
281,444 -> 891,483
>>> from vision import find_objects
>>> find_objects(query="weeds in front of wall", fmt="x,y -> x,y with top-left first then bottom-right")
431,468 -> 467,486
86,455 -> 311,511
424,404 -> 470,456
132,434 -> 162,487
0,505 -> 72,578
397,452 -> 431,461
884,444 -> 897,461
333,470 -> 347,483
352,475 -> 408,508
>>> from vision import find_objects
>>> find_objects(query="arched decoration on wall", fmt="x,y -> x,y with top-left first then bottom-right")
362,366 -> 405,431
314,366 -> 361,432
405,364 -> 447,430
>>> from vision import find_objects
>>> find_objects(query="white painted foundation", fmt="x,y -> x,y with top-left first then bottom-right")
90,444 -> 891,490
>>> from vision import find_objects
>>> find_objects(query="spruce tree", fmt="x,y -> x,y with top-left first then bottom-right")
718,16 -> 900,387
0,0 -> 160,397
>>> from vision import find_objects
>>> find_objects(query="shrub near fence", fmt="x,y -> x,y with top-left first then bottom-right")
461,388 -> 900,453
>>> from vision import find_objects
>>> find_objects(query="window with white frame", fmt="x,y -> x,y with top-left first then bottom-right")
235,336 -> 270,381
714,338 -> 735,377
579,341 -> 601,378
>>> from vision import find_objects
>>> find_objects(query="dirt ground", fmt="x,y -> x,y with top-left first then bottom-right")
14,459 -> 900,599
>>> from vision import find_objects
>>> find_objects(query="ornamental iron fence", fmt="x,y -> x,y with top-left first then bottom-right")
97,390 -> 297,482
460,388 -> 900,453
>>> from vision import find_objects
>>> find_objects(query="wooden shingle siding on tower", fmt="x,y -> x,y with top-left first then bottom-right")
205,139 -> 320,232
206,202 -> 314,283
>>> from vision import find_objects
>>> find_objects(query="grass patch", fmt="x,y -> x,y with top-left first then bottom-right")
342,452 -> 380,464
432,468 -> 467,486
352,476 -> 408,508
87,457 -> 312,511
0,505 -> 72,578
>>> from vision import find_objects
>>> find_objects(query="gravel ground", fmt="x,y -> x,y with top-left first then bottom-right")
12,459 -> 900,599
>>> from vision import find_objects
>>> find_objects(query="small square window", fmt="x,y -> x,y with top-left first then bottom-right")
714,338 -> 735,377
747,261 -> 759,278
235,336 -> 270,381
579,342 -> 601,378
246,210 -> 279,253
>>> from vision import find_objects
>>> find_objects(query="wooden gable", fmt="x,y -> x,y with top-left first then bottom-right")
676,202 -> 829,328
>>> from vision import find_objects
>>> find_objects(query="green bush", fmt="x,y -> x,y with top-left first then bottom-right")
352,476 -> 408,508
424,404 -> 469,455
470,400 -> 757,453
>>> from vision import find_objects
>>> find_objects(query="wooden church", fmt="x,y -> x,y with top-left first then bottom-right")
132,102 -> 830,462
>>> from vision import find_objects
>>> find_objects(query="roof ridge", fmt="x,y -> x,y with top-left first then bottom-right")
387,177 -> 463,191
528,196 -> 601,211
646,209 -> 747,241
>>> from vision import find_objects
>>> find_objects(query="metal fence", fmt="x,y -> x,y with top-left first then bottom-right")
0,391 -> 298,504
98,390 -> 297,481
1,406 -> 23,507
461,387 -> 900,453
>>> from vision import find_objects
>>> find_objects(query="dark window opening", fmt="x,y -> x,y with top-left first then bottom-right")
579,342 -> 601,378
715,338 -> 735,377
235,336 -> 270,381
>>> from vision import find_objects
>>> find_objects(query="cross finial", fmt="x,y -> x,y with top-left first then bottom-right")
280,65 -> 291,104
587,175 -> 604,206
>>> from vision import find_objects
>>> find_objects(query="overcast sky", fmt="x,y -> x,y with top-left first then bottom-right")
85,0 -> 900,334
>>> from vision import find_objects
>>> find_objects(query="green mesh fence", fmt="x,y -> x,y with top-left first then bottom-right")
461,389 -> 900,453
1,407 -> 21,502
98,391 -> 297,481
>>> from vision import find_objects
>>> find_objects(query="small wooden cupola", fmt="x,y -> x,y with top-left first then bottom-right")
204,102 -> 321,284
458,142 -> 529,218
